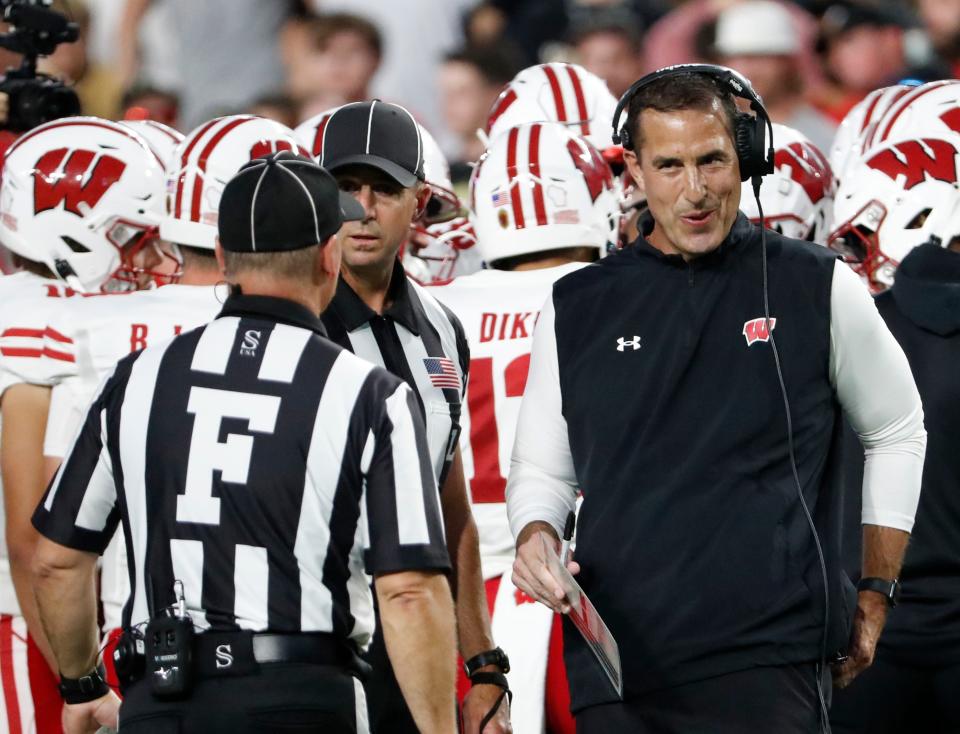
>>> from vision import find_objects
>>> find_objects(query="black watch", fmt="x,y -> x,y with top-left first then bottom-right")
464,647 -> 510,678
59,662 -> 110,704
858,577 -> 901,608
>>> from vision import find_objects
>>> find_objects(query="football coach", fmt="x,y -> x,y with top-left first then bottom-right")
506,65 -> 927,732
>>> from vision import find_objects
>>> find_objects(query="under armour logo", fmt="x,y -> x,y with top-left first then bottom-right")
215,644 -> 233,669
616,336 -> 641,351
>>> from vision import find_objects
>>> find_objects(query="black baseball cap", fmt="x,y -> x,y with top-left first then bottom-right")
218,151 -> 364,253
319,100 -> 425,187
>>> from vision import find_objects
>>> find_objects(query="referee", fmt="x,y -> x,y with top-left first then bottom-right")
30,152 -> 458,734
318,101 -> 511,734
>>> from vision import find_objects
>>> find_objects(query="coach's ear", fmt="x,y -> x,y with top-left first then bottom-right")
214,238 -> 228,277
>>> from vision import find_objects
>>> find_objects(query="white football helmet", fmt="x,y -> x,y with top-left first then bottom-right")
162,115 -> 307,249
740,124 -> 835,244
486,63 -> 619,153
0,116 -> 167,292
865,79 -> 960,150
119,120 -> 185,168
294,106 -> 340,159
829,136 -> 960,292
829,84 -> 915,185
471,122 -> 620,265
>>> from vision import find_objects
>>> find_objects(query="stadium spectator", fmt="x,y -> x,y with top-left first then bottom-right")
916,0 -> 960,76
120,84 -> 179,127
814,2 -> 914,121
569,11 -> 645,98
713,0 -> 837,151
285,13 -> 382,122
117,0 -> 292,129
247,94 -> 299,128
438,46 -> 518,173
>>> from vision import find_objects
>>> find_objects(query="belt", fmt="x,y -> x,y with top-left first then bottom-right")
193,631 -> 371,680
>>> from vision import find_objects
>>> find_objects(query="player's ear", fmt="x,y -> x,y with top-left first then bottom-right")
318,234 -> 340,280
214,238 -> 228,276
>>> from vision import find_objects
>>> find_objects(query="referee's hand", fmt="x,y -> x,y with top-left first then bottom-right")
62,690 -> 119,734
512,521 -> 581,614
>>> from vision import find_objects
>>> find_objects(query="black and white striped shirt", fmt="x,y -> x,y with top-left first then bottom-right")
321,261 -> 469,488
33,294 -> 449,649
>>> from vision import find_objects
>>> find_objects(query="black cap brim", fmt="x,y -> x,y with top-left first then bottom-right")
327,153 -> 420,188
339,191 -> 365,222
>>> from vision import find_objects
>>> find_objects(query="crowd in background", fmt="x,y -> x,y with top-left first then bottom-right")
5,0 -> 960,183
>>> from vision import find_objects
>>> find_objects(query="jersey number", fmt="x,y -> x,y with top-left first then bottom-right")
177,386 -> 281,524
465,354 -> 530,504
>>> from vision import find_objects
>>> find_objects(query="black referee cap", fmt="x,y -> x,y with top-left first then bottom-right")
218,151 -> 364,253
319,100 -> 425,187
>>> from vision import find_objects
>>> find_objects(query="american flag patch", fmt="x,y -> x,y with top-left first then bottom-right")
491,190 -> 510,207
423,357 -> 460,390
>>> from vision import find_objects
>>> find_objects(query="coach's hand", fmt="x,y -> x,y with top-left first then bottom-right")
833,591 -> 888,689
463,679 -> 512,734
62,690 -> 119,734
512,521 -> 581,614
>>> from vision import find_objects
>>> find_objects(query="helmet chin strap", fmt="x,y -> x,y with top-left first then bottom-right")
53,257 -> 86,293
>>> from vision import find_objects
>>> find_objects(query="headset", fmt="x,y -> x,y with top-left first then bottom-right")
612,63 -> 775,191
613,65 -> 833,734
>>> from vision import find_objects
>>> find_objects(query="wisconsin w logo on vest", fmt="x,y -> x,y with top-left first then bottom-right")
867,138 -> 958,190
33,148 -> 127,216
743,318 -> 776,346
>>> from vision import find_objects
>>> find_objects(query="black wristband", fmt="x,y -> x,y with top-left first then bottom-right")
857,577 -> 901,607
470,670 -> 510,690
464,647 -> 510,677
59,662 -> 110,704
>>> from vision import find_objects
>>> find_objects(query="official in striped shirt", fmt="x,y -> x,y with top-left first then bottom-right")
31,152 -> 458,734
317,101 -> 512,734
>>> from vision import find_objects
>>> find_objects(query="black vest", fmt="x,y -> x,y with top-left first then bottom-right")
554,214 -> 856,708
842,243 -> 960,666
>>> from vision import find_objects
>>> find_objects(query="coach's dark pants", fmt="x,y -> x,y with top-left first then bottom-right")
831,653 -> 960,734
118,662 -> 368,733
575,663 -> 822,734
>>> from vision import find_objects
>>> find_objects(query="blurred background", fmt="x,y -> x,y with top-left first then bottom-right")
7,0 -> 956,183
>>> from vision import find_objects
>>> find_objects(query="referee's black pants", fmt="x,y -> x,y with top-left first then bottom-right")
830,652 -> 960,734
575,663 -> 822,734
118,662 -> 369,733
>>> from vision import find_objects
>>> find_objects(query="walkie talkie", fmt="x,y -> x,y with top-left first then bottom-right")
145,580 -> 195,698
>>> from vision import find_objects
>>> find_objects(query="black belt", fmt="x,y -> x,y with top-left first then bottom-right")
193,631 -> 371,680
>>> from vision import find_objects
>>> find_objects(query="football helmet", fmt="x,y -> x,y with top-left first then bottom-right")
119,120 -> 185,167
162,115 -> 307,249
405,124 -> 482,283
471,122 -> 620,264
829,84 -> 915,186
740,124 -> 835,244
294,106 -> 340,159
0,116 -> 167,292
866,79 -> 960,150
829,136 -> 960,292
486,63 -> 619,153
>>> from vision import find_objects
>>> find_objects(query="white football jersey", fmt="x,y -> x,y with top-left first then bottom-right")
0,271 -> 78,616
430,263 -> 586,579
42,283 -> 223,630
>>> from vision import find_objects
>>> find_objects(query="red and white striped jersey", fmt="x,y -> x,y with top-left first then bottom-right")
0,271 -> 78,616
40,283 -> 222,631
42,285 -> 223,458
430,263 -> 586,579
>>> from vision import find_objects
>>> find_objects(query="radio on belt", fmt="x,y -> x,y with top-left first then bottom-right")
145,580 -> 195,698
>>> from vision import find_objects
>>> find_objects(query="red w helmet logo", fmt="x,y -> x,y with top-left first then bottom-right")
775,142 -> 834,204
33,148 -> 126,216
939,107 -> 960,135
566,138 -> 613,202
866,138 -> 958,190
249,139 -> 296,160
